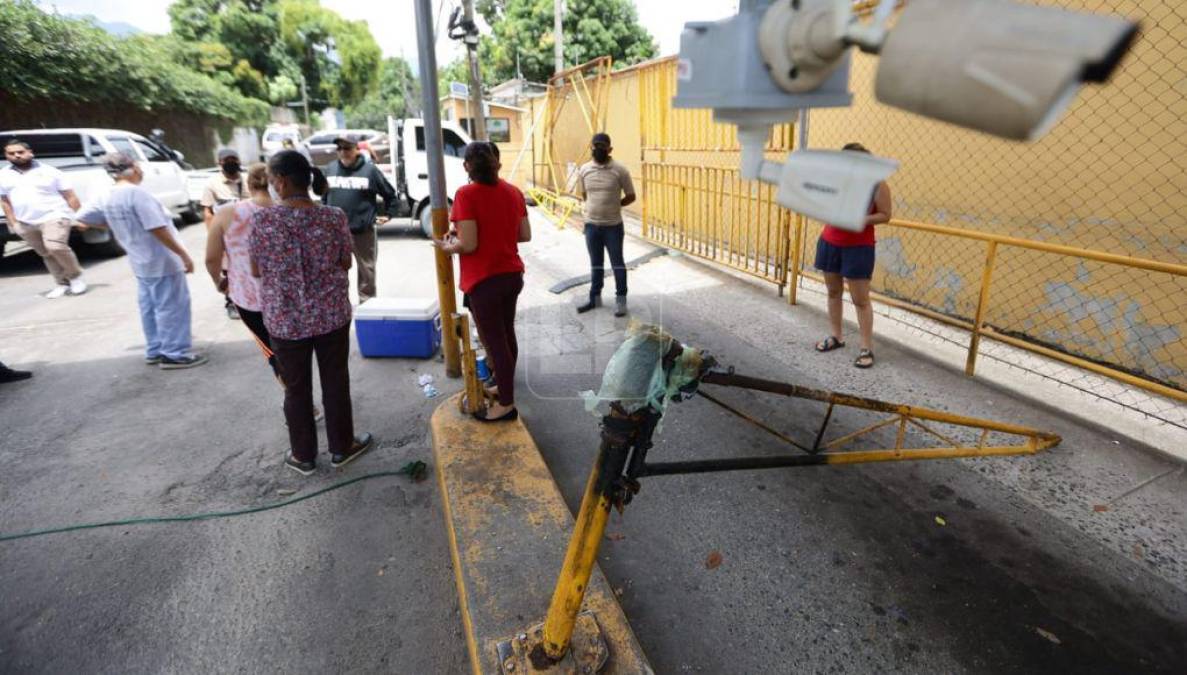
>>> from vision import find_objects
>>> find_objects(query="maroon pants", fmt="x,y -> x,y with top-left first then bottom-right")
468,272 -> 524,406
272,322 -> 354,462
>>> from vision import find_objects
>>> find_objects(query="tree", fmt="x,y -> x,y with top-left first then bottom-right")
437,58 -> 471,97
345,57 -> 418,129
277,0 -> 382,108
475,0 -> 656,84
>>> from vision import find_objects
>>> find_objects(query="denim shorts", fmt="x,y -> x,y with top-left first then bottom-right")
814,239 -> 876,279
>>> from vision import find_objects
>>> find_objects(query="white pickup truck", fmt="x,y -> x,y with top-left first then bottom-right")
1,128 -> 200,258
375,118 -> 475,237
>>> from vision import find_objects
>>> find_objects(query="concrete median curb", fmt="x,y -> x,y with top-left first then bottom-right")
430,393 -> 652,674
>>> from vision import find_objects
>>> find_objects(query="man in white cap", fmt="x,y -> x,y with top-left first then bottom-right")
0,138 -> 88,298
201,147 -> 247,319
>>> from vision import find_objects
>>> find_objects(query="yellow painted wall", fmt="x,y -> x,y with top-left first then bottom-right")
512,0 -> 1186,391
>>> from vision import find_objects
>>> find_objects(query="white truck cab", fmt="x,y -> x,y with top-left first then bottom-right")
384,118 -> 474,237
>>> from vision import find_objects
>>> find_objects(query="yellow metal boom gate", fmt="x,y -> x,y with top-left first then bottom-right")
500,329 -> 1059,673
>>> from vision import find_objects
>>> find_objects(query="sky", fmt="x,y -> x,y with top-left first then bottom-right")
36,0 -> 739,75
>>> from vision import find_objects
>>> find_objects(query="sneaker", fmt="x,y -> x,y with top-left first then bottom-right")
68,277 -> 88,296
226,304 -> 240,320
284,453 -> 316,476
145,355 -> 163,365
331,432 -> 375,468
45,285 -> 69,299
159,354 -> 209,370
576,296 -> 602,314
614,296 -> 628,317
0,366 -> 33,383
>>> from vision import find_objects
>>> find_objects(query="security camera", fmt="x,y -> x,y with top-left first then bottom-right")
680,0 -> 1138,141
874,0 -> 1139,140
671,0 -> 1135,227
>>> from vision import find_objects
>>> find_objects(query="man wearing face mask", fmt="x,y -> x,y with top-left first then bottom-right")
201,148 -> 247,319
321,136 -> 397,304
575,132 -> 635,317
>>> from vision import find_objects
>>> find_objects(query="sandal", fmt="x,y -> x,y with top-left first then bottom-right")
816,336 -> 846,352
854,349 -> 875,369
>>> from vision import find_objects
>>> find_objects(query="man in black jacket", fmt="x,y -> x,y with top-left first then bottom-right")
322,136 -> 398,303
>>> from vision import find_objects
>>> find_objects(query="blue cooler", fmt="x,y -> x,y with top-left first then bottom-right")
354,298 -> 442,358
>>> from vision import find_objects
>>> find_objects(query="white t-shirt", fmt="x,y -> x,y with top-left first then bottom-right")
0,161 -> 75,225
76,184 -> 185,278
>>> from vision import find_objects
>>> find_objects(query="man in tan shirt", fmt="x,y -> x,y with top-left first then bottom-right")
575,133 -> 635,316
200,148 -> 247,320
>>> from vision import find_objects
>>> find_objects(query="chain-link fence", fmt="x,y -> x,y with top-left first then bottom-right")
521,0 -> 1187,429
799,0 -> 1187,425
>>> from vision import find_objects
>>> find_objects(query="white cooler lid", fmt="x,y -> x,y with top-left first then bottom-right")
355,297 -> 440,320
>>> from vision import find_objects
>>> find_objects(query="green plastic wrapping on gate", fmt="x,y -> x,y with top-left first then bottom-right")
581,323 -> 704,426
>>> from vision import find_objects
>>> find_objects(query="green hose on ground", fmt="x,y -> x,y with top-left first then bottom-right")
0,461 -> 428,543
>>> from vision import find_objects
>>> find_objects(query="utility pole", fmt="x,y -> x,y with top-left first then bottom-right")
461,0 -> 488,141
554,0 -> 564,75
414,0 -> 461,378
300,74 -> 311,127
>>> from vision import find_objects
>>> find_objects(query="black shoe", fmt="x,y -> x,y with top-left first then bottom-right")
284,453 -> 316,476
0,366 -> 33,383
145,355 -> 162,365
331,432 -> 375,468
473,406 -> 519,423
576,297 -> 602,314
159,354 -> 209,370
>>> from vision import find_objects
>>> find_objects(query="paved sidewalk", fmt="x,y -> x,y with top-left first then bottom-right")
515,209 -> 1187,672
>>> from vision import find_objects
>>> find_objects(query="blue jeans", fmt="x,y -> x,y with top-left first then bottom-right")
137,273 -> 193,360
584,223 -> 627,298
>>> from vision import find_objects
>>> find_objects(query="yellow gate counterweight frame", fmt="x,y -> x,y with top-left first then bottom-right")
508,337 -> 1060,672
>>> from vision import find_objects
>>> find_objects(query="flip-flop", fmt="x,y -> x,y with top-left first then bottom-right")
855,349 -> 875,369
816,336 -> 846,352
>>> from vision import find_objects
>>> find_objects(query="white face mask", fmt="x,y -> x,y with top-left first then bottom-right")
268,182 -> 282,202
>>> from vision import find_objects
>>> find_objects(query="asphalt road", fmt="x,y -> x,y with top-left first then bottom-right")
2,211 -> 1185,674
0,222 -> 468,674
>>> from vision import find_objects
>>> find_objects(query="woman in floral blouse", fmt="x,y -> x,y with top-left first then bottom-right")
249,150 -> 374,476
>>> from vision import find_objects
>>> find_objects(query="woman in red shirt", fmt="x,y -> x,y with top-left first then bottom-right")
434,142 -> 532,422
813,143 -> 892,369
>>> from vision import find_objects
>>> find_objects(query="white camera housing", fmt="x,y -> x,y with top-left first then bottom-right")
764,150 -> 899,231
874,0 -> 1139,140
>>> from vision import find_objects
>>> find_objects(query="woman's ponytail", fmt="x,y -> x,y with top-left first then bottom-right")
310,166 -> 329,197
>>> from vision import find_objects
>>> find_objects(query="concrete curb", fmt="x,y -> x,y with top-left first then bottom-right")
430,393 -> 653,674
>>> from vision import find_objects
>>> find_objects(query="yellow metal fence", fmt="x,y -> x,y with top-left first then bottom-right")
524,0 -> 1187,422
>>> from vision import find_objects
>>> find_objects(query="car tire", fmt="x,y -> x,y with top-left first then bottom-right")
180,202 -> 203,225
419,203 -> 434,238
88,237 -> 125,258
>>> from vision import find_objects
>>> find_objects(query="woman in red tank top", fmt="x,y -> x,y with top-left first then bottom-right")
813,142 -> 892,368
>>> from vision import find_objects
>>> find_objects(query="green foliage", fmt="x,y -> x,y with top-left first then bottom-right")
276,0 -> 382,108
0,1 -> 268,124
345,57 -> 418,129
437,59 -> 472,97
268,74 -> 299,104
476,0 -> 657,84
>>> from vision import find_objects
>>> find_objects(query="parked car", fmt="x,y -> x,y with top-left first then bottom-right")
0,128 -> 200,258
303,128 -> 391,166
261,124 -> 302,160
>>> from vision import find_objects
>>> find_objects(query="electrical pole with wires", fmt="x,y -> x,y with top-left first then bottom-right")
554,0 -> 564,75
450,0 -> 488,141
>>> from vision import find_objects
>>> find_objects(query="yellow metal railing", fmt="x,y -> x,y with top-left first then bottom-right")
527,186 -> 581,230
642,163 -> 792,288
791,218 -> 1187,404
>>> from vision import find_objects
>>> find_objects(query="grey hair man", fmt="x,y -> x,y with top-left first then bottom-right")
74,153 -> 206,369
0,138 -> 88,298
